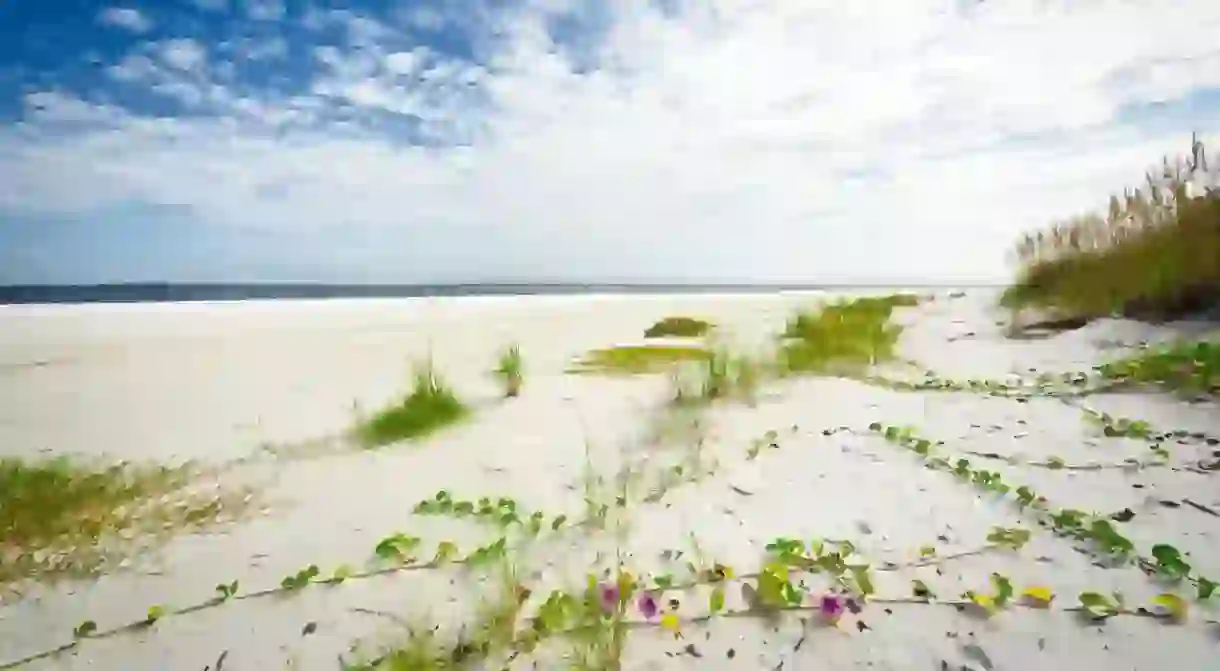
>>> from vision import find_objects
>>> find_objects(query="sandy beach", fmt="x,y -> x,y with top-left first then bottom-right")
2,289 -> 1219,670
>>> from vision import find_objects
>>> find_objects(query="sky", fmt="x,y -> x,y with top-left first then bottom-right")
1,0 -> 1219,285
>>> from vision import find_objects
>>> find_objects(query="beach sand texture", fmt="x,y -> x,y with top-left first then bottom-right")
1,289 -> 1219,670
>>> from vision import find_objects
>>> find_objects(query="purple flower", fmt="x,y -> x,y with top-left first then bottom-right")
599,584 -> 620,613
819,594 -> 845,620
638,593 -> 659,619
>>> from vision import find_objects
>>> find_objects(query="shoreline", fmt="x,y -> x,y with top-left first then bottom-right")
0,283 -> 991,308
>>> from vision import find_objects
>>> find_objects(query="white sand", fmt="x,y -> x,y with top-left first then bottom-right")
1,290 -> 1218,670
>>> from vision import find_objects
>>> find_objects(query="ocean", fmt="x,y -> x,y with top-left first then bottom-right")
0,282 -> 957,305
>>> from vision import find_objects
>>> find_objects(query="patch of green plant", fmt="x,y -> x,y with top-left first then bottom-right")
1094,340 -> 1220,396
412,491 -> 567,536
1002,136 -> 1220,323
670,347 -> 766,406
643,316 -> 713,338
778,295 -> 910,374
0,456 -> 255,585
568,345 -> 712,375
492,343 -> 525,398
356,359 -> 469,447
868,422 -> 1220,601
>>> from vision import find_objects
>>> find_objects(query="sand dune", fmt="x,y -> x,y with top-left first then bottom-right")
1,289 -> 1218,670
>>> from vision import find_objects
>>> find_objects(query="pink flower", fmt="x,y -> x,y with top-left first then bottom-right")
638,593 -> 659,619
599,584 -> 620,613
819,594 -> 845,620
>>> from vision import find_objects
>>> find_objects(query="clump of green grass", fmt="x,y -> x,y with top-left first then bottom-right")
492,343 -> 525,398
568,345 -> 712,375
777,295 -> 907,374
671,347 -> 766,406
1095,340 -> 1220,395
1,456 -> 254,585
643,316 -> 713,338
357,360 -> 469,447
1002,135 -> 1220,322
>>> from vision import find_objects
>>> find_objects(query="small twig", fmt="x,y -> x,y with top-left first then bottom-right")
349,607 -> 413,627
1183,499 -> 1220,518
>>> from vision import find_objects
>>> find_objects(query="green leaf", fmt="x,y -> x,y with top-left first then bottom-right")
434,541 -> 458,563
146,605 -> 165,623
1078,592 -> 1118,619
709,585 -> 725,614
849,565 -> 875,596
73,621 -> 98,638
331,564 -> 354,583
911,579 -> 934,600
653,574 -> 674,590
1046,456 -> 1065,470
1196,577 -> 1217,600
990,574 -> 1013,608
551,514 -> 568,531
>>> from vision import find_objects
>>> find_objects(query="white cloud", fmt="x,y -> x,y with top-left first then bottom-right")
402,6 -> 446,31
8,0 -> 1220,282
244,0 -> 284,22
158,39 -> 208,72
97,7 -> 153,33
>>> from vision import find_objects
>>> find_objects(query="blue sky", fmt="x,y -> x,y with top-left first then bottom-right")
2,0 -> 1219,285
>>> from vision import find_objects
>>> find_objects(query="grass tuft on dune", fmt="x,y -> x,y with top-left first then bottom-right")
643,316 -> 713,338
357,360 -> 469,447
777,295 -> 912,374
492,343 -> 525,398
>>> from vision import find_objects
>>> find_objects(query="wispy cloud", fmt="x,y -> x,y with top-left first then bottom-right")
97,6 -> 153,34
5,0 -> 1220,284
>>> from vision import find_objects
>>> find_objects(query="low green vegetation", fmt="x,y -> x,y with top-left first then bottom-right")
492,343 -> 525,398
777,295 -> 910,374
1002,135 -> 1220,324
1095,339 -> 1220,395
356,360 -> 469,447
1,456 -> 254,585
670,347 -> 764,406
568,345 -> 712,375
643,316 -> 713,338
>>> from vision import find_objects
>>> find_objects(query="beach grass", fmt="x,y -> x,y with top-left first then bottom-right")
671,347 -> 765,406
0,456 -> 253,585
492,343 -> 525,398
777,295 -> 909,374
568,345 -> 712,375
356,360 -> 469,447
643,316 -> 713,338
1001,136 -> 1220,324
